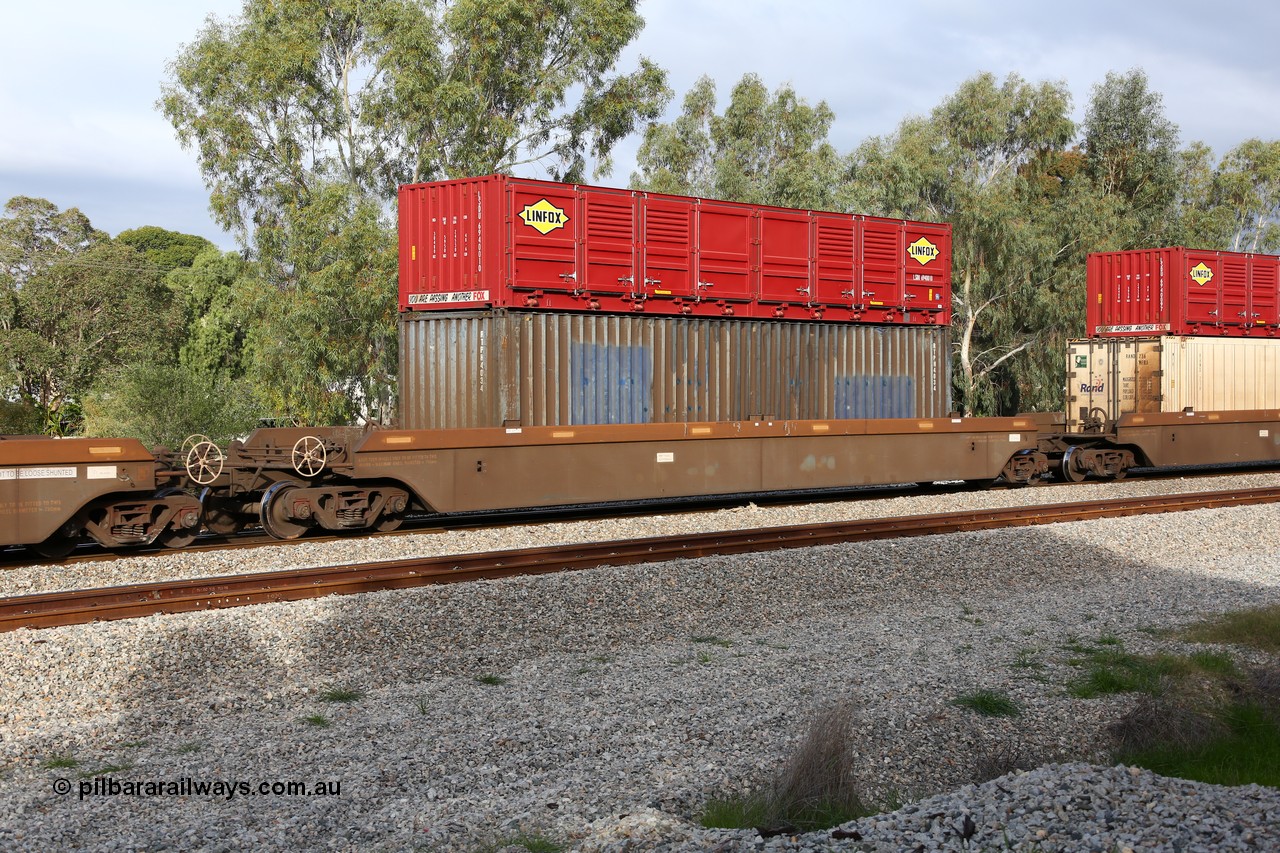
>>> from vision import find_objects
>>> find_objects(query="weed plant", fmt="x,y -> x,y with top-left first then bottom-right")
1069,619 -> 1280,790
319,687 -> 365,703
700,700 -> 879,834
952,689 -> 1021,717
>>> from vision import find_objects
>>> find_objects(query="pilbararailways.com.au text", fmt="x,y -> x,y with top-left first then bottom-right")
53,776 -> 342,801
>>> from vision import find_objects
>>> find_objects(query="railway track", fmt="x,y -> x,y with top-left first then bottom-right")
3,486 -> 1279,633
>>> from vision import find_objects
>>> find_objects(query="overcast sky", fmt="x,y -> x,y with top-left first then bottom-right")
2,0 -> 1277,250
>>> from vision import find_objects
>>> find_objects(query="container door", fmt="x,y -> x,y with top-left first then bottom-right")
757,208 -> 812,304
1219,253 -> 1250,327
1183,251 -> 1222,326
579,188 -> 636,295
695,201 -> 754,303
1248,255 -> 1279,327
857,218 -> 906,316
639,195 -> 696,301
812,214 -> 855,306
902,222 -> 949,322
1132,339 -> 1163,413
508,181 -> 579,295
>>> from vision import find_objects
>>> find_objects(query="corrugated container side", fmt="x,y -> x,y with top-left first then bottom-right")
1065,336 -> 1280,430
1087,247 -> 1280,338
399,311 -> 951,429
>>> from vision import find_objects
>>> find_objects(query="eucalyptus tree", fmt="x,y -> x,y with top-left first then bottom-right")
1215,138 -> 1280,253
849,73 -> 1109,415
6,240 -> 180,433
632,73 -> 843,210
1081,69 -> 1180,245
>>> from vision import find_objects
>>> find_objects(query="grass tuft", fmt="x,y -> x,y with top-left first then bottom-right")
41,755 -> 78,769
1184,605 -> 1280,654
1074,620 -> 1280,790
692,635 -> 731,647
319,687 -> 364,703
700,699 -> 878,834
952,689 -> 1021,718
303,714 -> 332,728
475,674 -> 507,686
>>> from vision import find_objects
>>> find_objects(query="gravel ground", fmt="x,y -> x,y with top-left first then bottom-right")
0,473 -> 1278,851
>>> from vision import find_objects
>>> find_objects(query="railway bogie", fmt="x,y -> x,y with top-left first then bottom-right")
1,437 -> 201,558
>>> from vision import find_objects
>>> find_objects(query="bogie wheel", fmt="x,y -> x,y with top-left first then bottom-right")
32,534 -> 77,560
375,513 -> 403,532
199,487 -> 245,536
185,440 -> 225,486
160,526 -> 198,549
156,487 -> 199,548
292,435 -> 327,478
1060,447 -> 1087,483
259,481 -> 310,540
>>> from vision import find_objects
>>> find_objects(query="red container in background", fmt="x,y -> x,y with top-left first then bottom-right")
398,175 -> 951,325
1087,247 -> 1280,337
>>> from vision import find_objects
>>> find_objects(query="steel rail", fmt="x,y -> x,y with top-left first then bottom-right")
3,486 -> 1279,633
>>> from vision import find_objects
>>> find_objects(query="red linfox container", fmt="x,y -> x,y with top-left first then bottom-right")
398,175 -> 952,325
1087,247 -> 1280,338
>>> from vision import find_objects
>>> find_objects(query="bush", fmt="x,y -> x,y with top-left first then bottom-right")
701,699 -> 875,835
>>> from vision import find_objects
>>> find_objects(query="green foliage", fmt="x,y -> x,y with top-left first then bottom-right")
1212,139 -> 1280,253
1082,68 -> 1181,245
161,0 -> 669,234
1120,701 -> 1280,788
6,238 -> 181,427
302,714 -> 332,728
475,674 -> 507,686
319,687 -> 365,703
0,399 -> 43,435
849,72 -> 1103,414
633,73 -> 842,209
1185,604 -> 1280,654
81,361 -> 259,449
951,689 -> 1021,717
238,183 -> 399,425
115,226 -> 215,272
1066,639 -> 1238,700
40,755 -> 78,769
166,248 -> 252,379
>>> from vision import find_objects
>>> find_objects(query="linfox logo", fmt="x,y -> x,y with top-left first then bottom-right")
519,198 -> 569,235
907,237 -> 938,266
1080,382 -> 1104,394
1189,262 -> 1214,285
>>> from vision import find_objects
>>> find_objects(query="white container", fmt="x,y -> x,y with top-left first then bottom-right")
1066,336 -> 1280,430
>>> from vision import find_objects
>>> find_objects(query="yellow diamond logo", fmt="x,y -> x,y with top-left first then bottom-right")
519,198 -> 570,235
1189,262 -> 1213,285
907,237 -> 939,266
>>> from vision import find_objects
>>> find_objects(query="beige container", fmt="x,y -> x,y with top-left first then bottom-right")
1066,336 -> 1280,430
